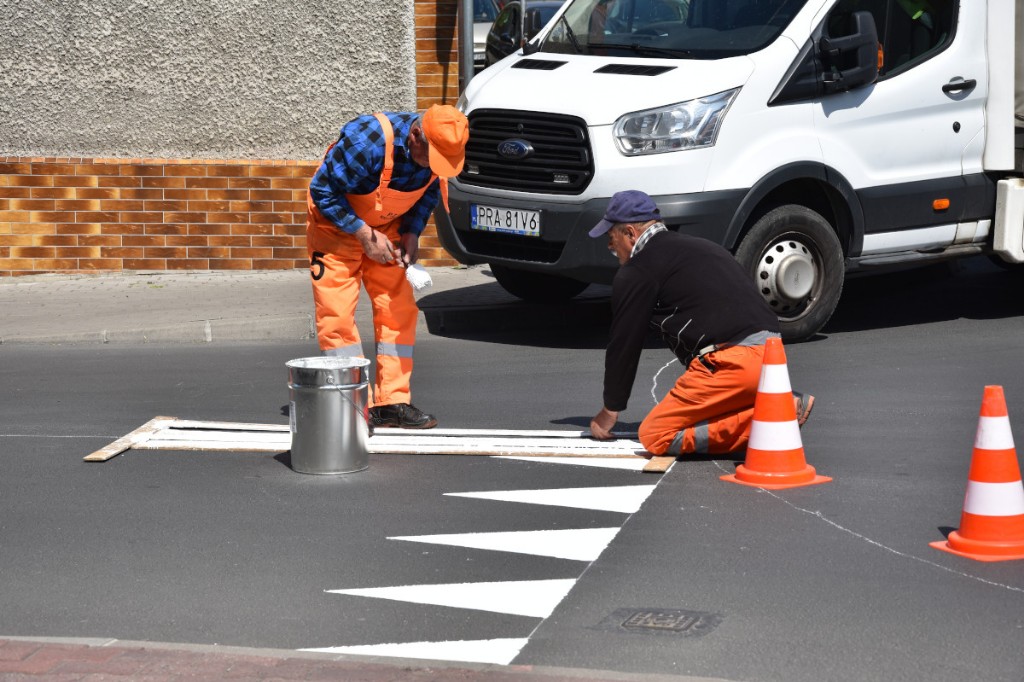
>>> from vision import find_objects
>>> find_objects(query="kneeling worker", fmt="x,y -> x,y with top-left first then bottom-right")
306,105 -> 469,429
588,190 -> 813,456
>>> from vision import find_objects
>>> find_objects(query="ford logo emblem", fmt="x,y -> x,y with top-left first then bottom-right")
497,139 -> 533,160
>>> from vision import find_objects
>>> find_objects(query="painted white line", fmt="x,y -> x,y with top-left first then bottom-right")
300,638 -> 529,665
446,485 -> 657,514
374,428 -> 639,439
389,527 -> 622,562
370,435 -> 644,456
326,579 -> 576,618
709,460 -> 1024,594
140,439 -> 287,451
492,456 -> 651,471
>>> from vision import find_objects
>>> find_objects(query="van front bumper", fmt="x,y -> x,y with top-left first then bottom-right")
435,185 -> 746,284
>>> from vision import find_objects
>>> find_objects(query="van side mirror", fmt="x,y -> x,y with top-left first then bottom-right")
818,10 -> 879,93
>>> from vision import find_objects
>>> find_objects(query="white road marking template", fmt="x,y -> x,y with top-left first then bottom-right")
85,419 -> 647,461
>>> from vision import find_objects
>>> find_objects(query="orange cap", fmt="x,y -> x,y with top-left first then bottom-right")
420,104 -> 469,177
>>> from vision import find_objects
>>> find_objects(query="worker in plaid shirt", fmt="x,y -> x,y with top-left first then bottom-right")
310,112 -> 440,242
305,106 -> 469,429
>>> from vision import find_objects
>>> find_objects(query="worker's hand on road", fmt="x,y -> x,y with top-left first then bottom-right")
355,225 -> 397,265
590,407 -> 619,440
397,232 -> 420,266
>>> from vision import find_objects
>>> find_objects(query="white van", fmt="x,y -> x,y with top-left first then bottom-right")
435,0 -> 1024,340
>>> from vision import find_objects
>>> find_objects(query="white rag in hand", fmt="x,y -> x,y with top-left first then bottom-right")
405,263 -> 433,291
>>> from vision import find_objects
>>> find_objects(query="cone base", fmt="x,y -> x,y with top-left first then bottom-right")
929,535 -> 1024,563
720,465 -> 832,490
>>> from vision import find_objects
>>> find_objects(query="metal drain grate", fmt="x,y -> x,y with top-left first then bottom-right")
593,608 -> 722,638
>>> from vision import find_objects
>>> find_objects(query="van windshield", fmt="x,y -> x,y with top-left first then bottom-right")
539,0 -> 808,59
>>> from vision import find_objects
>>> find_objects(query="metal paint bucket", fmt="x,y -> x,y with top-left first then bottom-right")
286,356 -> 371,475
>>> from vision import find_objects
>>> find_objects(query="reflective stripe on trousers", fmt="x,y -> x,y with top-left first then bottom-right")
668,420 -> 710,456
323,344 -> 364,358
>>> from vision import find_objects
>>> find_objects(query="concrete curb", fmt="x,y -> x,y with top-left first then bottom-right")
0,315 -> 317,345
0,635 -> 734,682
0,266 -> 615,345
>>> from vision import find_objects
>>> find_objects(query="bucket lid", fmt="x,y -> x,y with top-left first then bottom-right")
286,357 -> 371,370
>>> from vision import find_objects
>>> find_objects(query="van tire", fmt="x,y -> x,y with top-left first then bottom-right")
735,205 -> 844,342
490,264 -> 590,302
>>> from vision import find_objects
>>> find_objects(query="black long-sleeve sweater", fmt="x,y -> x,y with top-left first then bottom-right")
603,230 -> 780,411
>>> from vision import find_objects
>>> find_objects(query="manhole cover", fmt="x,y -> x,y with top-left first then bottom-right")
592,608 -> 722,638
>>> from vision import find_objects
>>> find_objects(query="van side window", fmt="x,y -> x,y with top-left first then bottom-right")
827,0 -> 956,78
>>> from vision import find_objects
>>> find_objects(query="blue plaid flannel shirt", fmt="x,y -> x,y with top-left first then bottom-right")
309,112 -> 440,236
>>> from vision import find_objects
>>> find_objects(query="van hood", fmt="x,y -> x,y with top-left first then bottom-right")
465,54 -> 755,125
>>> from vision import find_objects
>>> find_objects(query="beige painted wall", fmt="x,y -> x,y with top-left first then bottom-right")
0,0 -> 418,160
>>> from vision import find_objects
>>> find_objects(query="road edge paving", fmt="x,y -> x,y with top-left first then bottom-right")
0,636 -> 734,681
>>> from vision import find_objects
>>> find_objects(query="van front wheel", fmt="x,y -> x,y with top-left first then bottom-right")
734,205 -> 844,342
490,263 -> 590,302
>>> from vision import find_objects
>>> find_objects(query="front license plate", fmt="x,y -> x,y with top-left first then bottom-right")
471,204 -> 541,237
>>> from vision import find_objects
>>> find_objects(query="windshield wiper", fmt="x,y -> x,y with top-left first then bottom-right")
596,43 -> 692,58
560,15 -> 582,54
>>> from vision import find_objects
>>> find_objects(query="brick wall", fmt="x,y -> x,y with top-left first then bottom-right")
0,159 -> 316,276
415,0 -> 460,110
0,0 -> 462,277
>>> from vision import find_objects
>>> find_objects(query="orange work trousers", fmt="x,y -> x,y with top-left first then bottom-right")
306,204 -> 418,407
638,344 -> 766,456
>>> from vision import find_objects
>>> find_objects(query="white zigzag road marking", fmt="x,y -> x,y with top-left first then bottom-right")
445,485 -> 657,514
389,527 -> 622,562
303,451 -> 668,663
300,638 -> 530,665
326,579 -> 577,618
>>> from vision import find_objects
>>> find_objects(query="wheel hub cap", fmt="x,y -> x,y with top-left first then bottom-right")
756,240 -> 815,312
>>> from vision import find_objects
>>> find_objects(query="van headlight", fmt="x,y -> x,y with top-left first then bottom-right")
456,92 -> 469,113
613,89 -> 739,156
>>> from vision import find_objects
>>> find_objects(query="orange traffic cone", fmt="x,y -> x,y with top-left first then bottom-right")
930,385 -> 1024,562
721,337 -> 831,489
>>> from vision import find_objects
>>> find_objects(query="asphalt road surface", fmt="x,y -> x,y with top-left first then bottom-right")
2,258 -> 1023,682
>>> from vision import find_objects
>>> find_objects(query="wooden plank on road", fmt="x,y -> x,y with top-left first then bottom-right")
642,456 -> 677,474
83,416 -> 179,462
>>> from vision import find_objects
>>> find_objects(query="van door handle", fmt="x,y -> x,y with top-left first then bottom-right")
942,77 -> 977,94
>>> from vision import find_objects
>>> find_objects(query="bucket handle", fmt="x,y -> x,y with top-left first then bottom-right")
320,382 -> 373,437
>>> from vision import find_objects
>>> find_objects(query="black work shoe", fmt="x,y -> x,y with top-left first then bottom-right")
793,391 -> 815,427
369,403 -> 438,429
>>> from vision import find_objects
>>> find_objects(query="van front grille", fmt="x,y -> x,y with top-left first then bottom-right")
458,109 -> 593,195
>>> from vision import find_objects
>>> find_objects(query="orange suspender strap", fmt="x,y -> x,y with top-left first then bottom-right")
372,113 -> 395,213
371,112 -> 448,216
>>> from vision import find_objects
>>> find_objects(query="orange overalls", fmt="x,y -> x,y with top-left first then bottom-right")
634,329 -> 770,454
637,334 -> 773,456
305,113 -> 446,407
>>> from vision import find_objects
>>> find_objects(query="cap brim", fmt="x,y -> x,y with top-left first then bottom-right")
428,146 -> 464,177
589,219 -> 614,238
